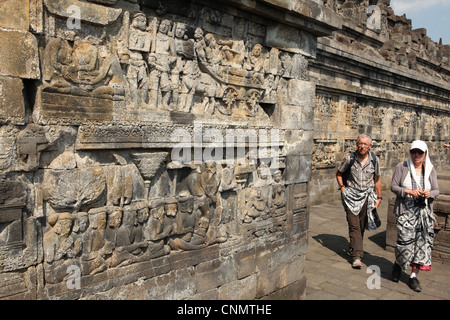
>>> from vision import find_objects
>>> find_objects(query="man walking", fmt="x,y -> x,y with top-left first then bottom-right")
336,134 -> 382,269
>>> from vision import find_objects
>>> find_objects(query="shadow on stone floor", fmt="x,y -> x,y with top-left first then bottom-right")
311,234 -> 351,263
368,230 -> 386,249
311,233 -> 396,282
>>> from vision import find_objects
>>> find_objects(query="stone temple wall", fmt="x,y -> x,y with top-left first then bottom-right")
0,0 -> 341,299
309,0 -> 450,204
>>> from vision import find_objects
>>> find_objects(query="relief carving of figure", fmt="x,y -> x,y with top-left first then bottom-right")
194,27 -> 207,63
42,38 -> 125,99
149,19 -> 176,109
107,205 -> 142,267
171,22 -> 187,108
194,28 -> 219,115
42,38 -> 83,95
168,192 -> 203,250
146,198 -> 177,250
203,33 -> 224,77
243,188 -> 270,223
81,207 -> 108,275
173,23 -> 199,112
43,212 -> 82,283
219,38 -> 246,68
271,170 -> 286,217
106,165 -> 134,207
137,201 -> 169,258
279,51 -> 293,78
262,73 -> 279,104
92,44 -> 126,99
126,202 -> 148,256
104,206 -> 122,252
244,44 -> 266,85
126,12 -> 151,106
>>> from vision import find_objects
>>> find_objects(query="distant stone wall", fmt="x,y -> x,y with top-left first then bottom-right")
309,0 -> 450,204
0,0 -> 340,299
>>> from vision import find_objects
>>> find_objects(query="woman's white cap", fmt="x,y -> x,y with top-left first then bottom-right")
410,140 -> 428,152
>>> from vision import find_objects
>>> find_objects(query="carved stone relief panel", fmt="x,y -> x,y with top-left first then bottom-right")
312,140 -> 337,170
315,93 -> 339,122
0,0 -> 320,298
36,144 -> 289,282
33,2 -> 313,125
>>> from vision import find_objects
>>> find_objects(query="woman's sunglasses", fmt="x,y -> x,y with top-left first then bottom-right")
410,149 -> 424,155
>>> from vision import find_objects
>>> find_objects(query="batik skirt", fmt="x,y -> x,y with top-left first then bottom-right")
395,199 -> 435,271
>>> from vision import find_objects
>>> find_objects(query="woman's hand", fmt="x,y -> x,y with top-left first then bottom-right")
420,189 -> 431,199
406,189 -> 421,197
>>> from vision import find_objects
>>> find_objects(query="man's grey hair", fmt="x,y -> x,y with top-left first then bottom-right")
357,133 -> 372,145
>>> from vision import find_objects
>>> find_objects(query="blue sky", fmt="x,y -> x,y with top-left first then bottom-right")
390,0 -> 450,45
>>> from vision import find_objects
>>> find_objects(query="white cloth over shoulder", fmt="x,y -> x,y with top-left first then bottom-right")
407,140 -> 433,205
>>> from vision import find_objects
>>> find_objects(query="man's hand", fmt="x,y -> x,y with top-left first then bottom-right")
376,198 -> 382,208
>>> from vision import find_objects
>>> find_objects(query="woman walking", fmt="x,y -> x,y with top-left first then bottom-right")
390,140 -> 439,292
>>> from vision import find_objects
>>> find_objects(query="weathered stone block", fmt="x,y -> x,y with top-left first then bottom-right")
288,79 -> 316,108
434,195 -> 450,215
255,255 -> 305,298
266,23 -> 316,57
437,172 -> 450,194
275,80 -> 315,131
260,276 -> 306,300
277,105 -> 302,130
0,30 -> 39,79
35,91 -> 114,124
284,154 -> 312,184
284,130 -> 314,156
235,247 -> 256,279
146,268 -> 197,300
44,0 -> 122,26
0,270 -> 35,299
0,126 -> 17,171
218,274 -> 257,299
0,76 -> 25,124
0,0 -> 29,30
255,244 -> 272,272
195,256 -> 236,293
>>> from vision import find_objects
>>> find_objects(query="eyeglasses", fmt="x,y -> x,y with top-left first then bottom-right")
410,150 -> 424,155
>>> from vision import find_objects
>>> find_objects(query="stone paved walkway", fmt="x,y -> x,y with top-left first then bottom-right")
304,198 -> 450,300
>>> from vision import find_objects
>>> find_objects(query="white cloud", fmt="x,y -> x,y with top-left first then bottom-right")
391,0 -> 450,13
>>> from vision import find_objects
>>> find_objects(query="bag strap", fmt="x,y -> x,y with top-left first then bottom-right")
348,151 -> 355,168
370,152 -> 376,168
